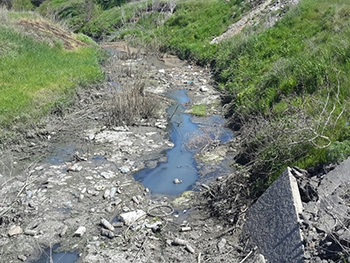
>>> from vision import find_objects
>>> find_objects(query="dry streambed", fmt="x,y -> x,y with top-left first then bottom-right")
0,44 -> 249,263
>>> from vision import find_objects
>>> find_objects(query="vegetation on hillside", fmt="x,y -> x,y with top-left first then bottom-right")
0,8 -> 104,141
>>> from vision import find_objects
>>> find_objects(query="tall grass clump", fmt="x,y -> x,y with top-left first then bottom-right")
103,52 -> 159,126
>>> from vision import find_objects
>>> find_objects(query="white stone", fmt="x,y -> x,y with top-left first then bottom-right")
200,86 -> 209,92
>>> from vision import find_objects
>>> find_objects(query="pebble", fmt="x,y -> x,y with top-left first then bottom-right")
217,238 -> 226,253
24,229 -> 37,236
17,255 -> 27,262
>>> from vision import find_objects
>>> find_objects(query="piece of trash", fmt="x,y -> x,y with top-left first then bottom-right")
180,226 -> 192,232
101,218 -> 115,231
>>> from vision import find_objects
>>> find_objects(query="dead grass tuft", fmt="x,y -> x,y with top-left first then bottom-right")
103,48 -> 160,126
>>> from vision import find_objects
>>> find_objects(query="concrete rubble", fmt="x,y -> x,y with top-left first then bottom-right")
243,167 -> 304,263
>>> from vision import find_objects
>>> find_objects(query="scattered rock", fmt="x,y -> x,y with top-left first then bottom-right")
101,228 -> 115,239
252,254 -> 266,263
24,229 -> 37,236
217,238 -> 226,253
100,218 -> 115,231
17,255 -> 27,262
200,86 -> 209,92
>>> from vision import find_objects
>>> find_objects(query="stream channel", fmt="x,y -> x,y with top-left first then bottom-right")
30,48 -> 233,263
134,89 -> 233,196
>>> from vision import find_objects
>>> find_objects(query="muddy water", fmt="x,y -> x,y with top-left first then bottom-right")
134,89 -> 198,195
32,244 -> 78,263
0,43 -> 238,263
134,89 -> 233,196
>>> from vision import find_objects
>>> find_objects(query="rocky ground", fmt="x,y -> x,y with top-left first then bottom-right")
0,43 -> 255,263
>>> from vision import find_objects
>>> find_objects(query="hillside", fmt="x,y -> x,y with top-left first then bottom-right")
0,7 -> 104,143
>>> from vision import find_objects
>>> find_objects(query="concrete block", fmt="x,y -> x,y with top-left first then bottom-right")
243,167 -> 304,263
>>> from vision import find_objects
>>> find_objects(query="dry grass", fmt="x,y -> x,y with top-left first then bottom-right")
103,48 -> 160,126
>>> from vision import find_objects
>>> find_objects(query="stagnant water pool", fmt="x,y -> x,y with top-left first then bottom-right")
133,89 -> 233,196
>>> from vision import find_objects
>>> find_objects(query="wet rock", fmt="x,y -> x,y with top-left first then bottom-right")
173,178 -> 182,184
120,210 -> 147,226
8,225 -> 23,236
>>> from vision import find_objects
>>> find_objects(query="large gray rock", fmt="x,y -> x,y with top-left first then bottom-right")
243,167 -> 304,263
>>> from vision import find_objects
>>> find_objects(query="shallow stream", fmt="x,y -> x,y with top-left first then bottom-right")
134,89 -> 233,196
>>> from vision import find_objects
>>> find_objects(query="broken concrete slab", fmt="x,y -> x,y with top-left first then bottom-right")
243,167 -> 304,263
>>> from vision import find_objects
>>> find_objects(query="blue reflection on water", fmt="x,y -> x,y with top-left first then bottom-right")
32,244 -> 79,263
134,90 -> 199,196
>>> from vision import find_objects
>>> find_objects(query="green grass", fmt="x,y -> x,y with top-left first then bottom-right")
0,12 -> 104,128
157,0 -> 246,64
190,104 -> 207,117
80,1 -> 151,38
211,0 -> 350,184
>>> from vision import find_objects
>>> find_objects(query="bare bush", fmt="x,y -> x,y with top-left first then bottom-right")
103,50 -> 160,126
186,123 -> 227,153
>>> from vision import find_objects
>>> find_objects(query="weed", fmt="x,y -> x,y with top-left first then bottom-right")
190,104 -> 206,117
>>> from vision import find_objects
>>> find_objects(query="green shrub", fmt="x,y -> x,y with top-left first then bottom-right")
326,141 -> 350,163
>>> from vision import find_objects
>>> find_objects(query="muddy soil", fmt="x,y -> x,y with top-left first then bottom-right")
0,43 -> 249,263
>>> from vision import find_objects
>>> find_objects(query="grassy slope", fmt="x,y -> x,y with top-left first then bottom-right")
0,10 -> 104,132
214,0 -> 350,172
